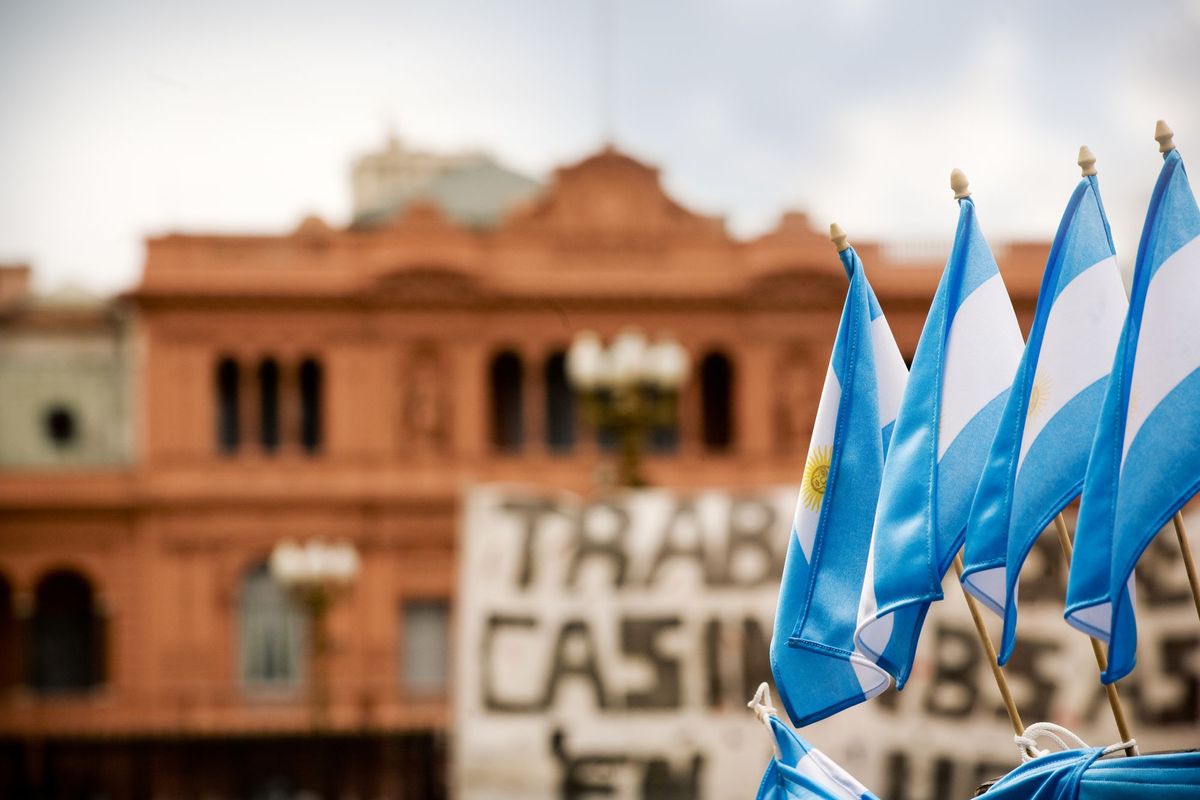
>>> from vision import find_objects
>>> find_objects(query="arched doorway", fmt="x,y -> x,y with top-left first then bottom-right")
0,574 -> 16,691
29,570 -> 104,693
239,562 -> 306,689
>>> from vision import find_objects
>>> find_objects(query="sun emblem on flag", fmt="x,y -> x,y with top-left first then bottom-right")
801,445 -> 833,510
1027,375 -> 1050,422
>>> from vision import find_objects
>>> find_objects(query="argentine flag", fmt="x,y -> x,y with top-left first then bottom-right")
770,240 -> 907,726
855,187 -> 1025,686
961,161 -> 1127,666
1066,141 -> 1200,683
756,715 -> 879,800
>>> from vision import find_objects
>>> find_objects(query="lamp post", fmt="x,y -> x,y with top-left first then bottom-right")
269,539 -> 360,728
566,328 -> 688,488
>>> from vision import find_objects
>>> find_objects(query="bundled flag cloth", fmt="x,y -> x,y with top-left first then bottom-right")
770,237 -> 907,725
961,157 -> 1127,664
981,748 -> 1200,799
755,713 -> 879,800
856,183 -> 1025,686
1066,135 -> 1200,682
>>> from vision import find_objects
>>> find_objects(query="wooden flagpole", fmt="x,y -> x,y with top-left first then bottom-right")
834,219 -> 1023,737
1171,512 -> 1200,622
1060,145 -> 1138,755
942,171 -> 1028,739
952,554 -> 1026,738
1153,122 -> 1200,625
1052,514 -> 1138,756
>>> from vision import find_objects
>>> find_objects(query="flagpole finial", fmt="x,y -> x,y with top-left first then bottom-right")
1155,120 -> 1175,153
950,168 -> 971,199
1078,146 -> 1097,176
829,222 -> 850,252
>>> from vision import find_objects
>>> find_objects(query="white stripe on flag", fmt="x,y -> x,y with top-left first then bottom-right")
793,364 -> 840,560
1018,256 -> 1126,467
856,541 -> 892,654
1122,235 -> 1200,462
871,314 -> 907,428
937,274 -> 1025,459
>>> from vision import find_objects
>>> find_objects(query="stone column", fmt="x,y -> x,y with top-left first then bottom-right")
453,342 -> 488,459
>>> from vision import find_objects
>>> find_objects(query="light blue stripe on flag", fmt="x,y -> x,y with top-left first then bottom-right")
961,174 -> 1126,666
855,197 -> 1024,687
756,716 -> 880,800
1066,147 -> 1200,683
770,245 -> 906,726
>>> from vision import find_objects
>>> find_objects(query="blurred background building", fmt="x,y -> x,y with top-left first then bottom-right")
0,135 -> 1074,799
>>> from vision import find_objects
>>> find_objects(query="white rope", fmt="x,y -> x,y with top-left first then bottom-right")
747,682 -> 783,759
747,682 -> 778,725
1014,721 -> 1136,763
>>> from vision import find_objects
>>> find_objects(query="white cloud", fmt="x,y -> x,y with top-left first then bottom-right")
0,2 -> 1197,293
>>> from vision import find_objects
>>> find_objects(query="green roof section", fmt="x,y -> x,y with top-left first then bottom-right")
354,158 -> 541,230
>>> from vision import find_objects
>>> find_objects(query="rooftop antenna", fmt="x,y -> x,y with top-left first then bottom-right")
596,0 -> 616,146
380,106 -> 400,149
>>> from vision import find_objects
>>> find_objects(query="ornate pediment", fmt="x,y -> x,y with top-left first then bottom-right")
743,268 -> 848,309
500,146 -> 728,250
384,200 -> 458,232
368,267 -> 483,305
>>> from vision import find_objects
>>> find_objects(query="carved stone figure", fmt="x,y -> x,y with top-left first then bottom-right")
404,345 -> 448,451
775,348 -> 817,455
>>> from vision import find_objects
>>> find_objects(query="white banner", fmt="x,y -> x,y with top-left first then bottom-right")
454,485 -> 1200,800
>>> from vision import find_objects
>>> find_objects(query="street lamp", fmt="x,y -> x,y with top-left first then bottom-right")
566,328 -> 688,487
269,539 -> 360,728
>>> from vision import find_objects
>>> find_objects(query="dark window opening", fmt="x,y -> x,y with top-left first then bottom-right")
594,388 -> 617,451
543,351 -> 575,453
43,405 -> 77,448
0,575 -> 16,691
299,358 -> 323,453
258,359 -> 280,453
217,357 -> 240,453
489,351 -> 523,452
401,599 -> 450,694
29,570 -> 104,694
645,387 -> 679,453
240,562 -> 305,688
700,351 -> 734,451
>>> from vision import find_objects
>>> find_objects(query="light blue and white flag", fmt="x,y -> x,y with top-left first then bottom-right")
855,193 -> 1025,686
1066,144 -> 1200,683
756,715 -> 880,800
961,168 -> 1127,665
770,243 -> 907,725
983,747 -> 1200,800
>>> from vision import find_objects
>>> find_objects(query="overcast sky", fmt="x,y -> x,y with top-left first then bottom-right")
2,0 -> 1198,293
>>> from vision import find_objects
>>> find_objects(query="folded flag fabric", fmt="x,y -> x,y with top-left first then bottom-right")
1066,145 -> 1200,682
755,715 -> 880,800
961,169 -> 1127,665
982,748 -> 1200,800
770,243 -> 907,725
856,193 -> 1025,687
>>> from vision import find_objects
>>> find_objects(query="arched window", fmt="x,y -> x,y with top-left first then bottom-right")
647,388 -> 680,454
239,563 -> 306,689
489,351 -> 524,452
700,351 -> 734,451
543,351 -> 574,453
216,357 -> 240,453
299,358 -> 323,453
29,570 -> 104,694
0,574 -> 16,691
258,359 -> 280,453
